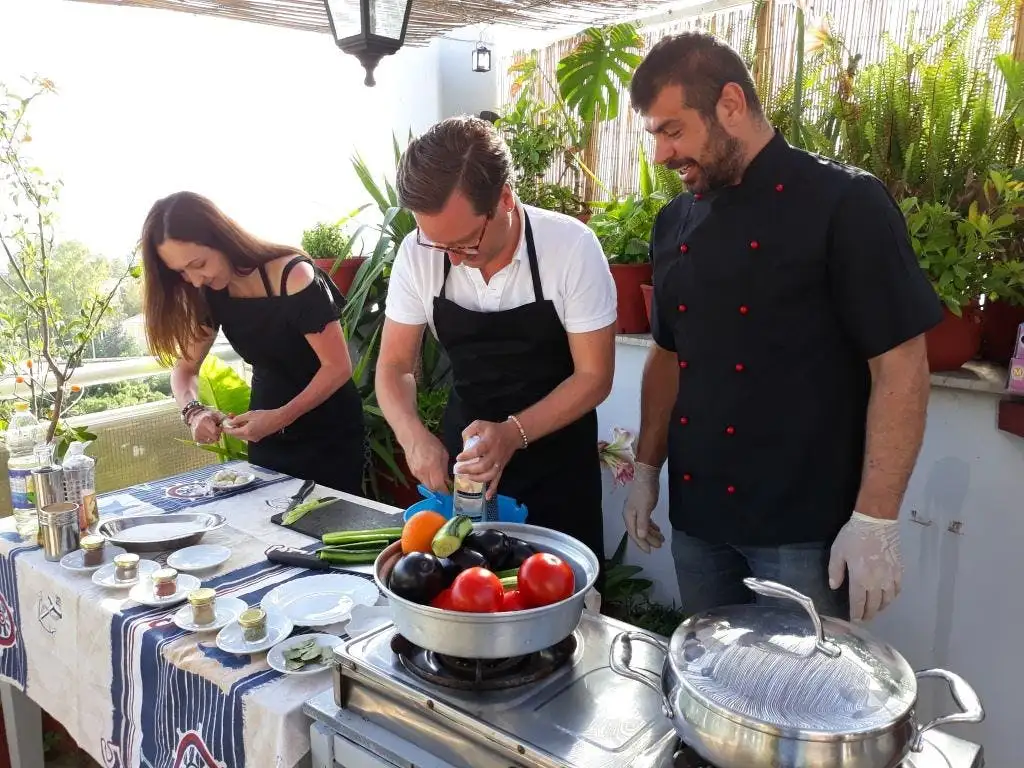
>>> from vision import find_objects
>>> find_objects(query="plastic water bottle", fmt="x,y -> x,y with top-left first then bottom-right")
453,436 -> 486,522
6,403 -> 41,540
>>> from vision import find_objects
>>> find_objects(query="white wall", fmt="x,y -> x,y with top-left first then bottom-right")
599,337 -> 1024,765
0,0 -> 442,258
437,37 -> 500,119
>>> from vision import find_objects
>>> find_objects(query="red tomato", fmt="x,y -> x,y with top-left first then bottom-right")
500,589 -> 528,612
450,567 -> 504,613
518,553 -> 575,607
430,587 -> 456,611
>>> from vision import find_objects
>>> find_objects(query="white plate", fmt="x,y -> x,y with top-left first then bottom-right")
172,596 -> 248,633
60,545 -> 127,573
344,604 -> 392,638
129,573 -> 202,607
267,633 -> 342,676
260,574 -> 378,627
92,559 -> 160,589
216,611 -> 293,654
209,470 -> 255,492
167,545 -> 231,572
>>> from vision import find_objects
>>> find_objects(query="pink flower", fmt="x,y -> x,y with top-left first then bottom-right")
598,427 -> 638,488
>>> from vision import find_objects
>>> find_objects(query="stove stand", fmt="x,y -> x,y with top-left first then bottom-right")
391,633 -> 577,692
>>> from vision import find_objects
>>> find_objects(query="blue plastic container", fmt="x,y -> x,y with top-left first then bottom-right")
402,485 -> 529,524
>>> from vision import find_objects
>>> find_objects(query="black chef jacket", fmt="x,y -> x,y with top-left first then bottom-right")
650,131 -> 942,546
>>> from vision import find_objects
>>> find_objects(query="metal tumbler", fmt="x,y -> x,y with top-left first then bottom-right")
33,465 -> 65,510
38,502 -> 80,562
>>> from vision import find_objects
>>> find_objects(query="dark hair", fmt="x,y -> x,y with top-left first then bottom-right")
140,191 -> 298,362
396,116 -> 512,216
630,32 -> 763,119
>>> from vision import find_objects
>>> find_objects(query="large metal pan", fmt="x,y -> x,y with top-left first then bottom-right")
610,578 -> 984,768
374,521 -> 599,659
94,511 -> 227,553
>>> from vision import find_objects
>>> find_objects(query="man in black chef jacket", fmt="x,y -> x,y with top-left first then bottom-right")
622,32 -> 942,622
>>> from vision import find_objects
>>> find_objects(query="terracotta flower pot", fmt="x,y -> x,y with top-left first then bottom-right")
314,257 -> 367,297
980,299 -> 1024,365
609,262 -> 653,334
640,284 -> 654,327
926,305 -> 982,372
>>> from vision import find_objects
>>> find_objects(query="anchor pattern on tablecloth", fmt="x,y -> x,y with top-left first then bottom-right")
36,592 -> 62,636
0,591 -> 18,649
173,729 -> 225,768
99,737 -> 123,768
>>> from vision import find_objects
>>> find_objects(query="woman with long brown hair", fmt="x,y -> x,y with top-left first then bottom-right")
141,191 -> 365,494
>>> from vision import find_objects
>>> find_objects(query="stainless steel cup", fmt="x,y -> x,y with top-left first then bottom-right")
33,465 -> 65,510
38,502 -> 81,562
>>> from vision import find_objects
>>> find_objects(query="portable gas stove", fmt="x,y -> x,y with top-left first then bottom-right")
304,611 -> 984,768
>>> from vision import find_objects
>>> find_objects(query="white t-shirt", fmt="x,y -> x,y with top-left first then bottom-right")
385,203 -> 617,337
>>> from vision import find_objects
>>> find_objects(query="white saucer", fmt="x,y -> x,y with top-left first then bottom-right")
129,573 -> 202,607
92,559 -> 160,589
172,596 -> 248,633
167,545 -> 231,572
60,545 -> 127,573
216,611 -> 293,655
209,471 -> 255,492
267,633 -> 342,676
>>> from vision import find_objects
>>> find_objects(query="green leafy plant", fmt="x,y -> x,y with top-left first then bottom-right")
601,533 -> 687,636
901,170 -> 1024,313
587,146 -> 679,263
556,23 -> 644,126
300,205 -> 370,275
179,354 -> 251,461
0,76 -> 138,448
343,136 -> 452,499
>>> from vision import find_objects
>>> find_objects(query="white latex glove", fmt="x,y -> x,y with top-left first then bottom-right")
828,512 -> 903,622
622,462 -> 665,553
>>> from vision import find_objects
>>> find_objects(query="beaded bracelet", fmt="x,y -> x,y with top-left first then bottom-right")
507,414 -> 529,449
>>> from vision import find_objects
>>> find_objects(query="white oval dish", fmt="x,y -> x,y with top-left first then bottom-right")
260,574 -> 378,627
167,544 -> 231,572
91,559 -> 160,589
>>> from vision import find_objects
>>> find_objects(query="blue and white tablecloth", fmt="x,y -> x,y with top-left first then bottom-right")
0,461 -> 395,768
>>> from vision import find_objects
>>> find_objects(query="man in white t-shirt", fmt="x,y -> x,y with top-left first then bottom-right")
376,116 -> 617,568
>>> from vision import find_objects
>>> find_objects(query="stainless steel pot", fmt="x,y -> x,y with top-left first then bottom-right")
610,578 -> 984,768
374,521 -> 599,659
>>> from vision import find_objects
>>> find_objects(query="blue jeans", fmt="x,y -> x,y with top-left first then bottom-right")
671,529 -> 850,620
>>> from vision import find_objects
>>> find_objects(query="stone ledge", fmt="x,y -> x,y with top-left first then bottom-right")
614,334 -> 1010,396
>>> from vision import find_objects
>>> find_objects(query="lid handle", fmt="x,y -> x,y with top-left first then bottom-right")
743,578 -> 842,658
608,631 -> 673,718
910,668 -> 985,751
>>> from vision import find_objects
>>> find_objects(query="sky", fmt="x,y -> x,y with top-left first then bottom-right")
0,0 -> 447,261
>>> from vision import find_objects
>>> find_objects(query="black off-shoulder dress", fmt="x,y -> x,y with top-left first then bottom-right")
205,256 -> 365,494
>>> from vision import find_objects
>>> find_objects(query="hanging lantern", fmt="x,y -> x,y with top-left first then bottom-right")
324,0 -> 413,87
472,41 -> 492,73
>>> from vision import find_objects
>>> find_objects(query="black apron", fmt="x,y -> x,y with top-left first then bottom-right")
432,212 -> 606,573
208,258 -> 365,495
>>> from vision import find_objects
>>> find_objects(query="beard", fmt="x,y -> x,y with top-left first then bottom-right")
666,118 -> 745,195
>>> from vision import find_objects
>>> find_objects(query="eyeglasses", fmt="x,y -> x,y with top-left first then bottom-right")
416,214 -> 492,256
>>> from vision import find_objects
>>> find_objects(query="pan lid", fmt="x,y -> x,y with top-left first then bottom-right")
667,579 -> 918,739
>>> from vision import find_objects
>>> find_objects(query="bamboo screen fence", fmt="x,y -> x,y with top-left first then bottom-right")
498,0 -> 1022,200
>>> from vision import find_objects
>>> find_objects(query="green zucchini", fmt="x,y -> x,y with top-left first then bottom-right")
496,568 -> 519,580
317,549 -> 380,565
281,496 -> 337,526
499,575 -> 518,590
430,515 -> 474,558
321,540 -> 391,553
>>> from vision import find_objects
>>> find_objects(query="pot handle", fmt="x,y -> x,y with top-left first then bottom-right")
910,668 -> 985,752
743,578 -> 842,658
609,631 -> 673,718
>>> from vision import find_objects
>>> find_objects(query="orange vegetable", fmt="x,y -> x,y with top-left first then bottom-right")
400,510 -> 448,554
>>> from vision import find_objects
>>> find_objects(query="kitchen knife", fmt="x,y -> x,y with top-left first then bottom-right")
269,477 -> 317,525
264,545 -> 375,576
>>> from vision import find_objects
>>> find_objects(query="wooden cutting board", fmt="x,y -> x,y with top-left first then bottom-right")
271,496 -> 406,540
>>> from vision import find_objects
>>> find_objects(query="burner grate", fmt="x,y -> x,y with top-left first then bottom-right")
391,633 -> 577,692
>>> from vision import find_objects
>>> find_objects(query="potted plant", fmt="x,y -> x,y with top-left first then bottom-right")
300,206 -> 369,296
901,171 -> 1024,371
587,146 -> 680,334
